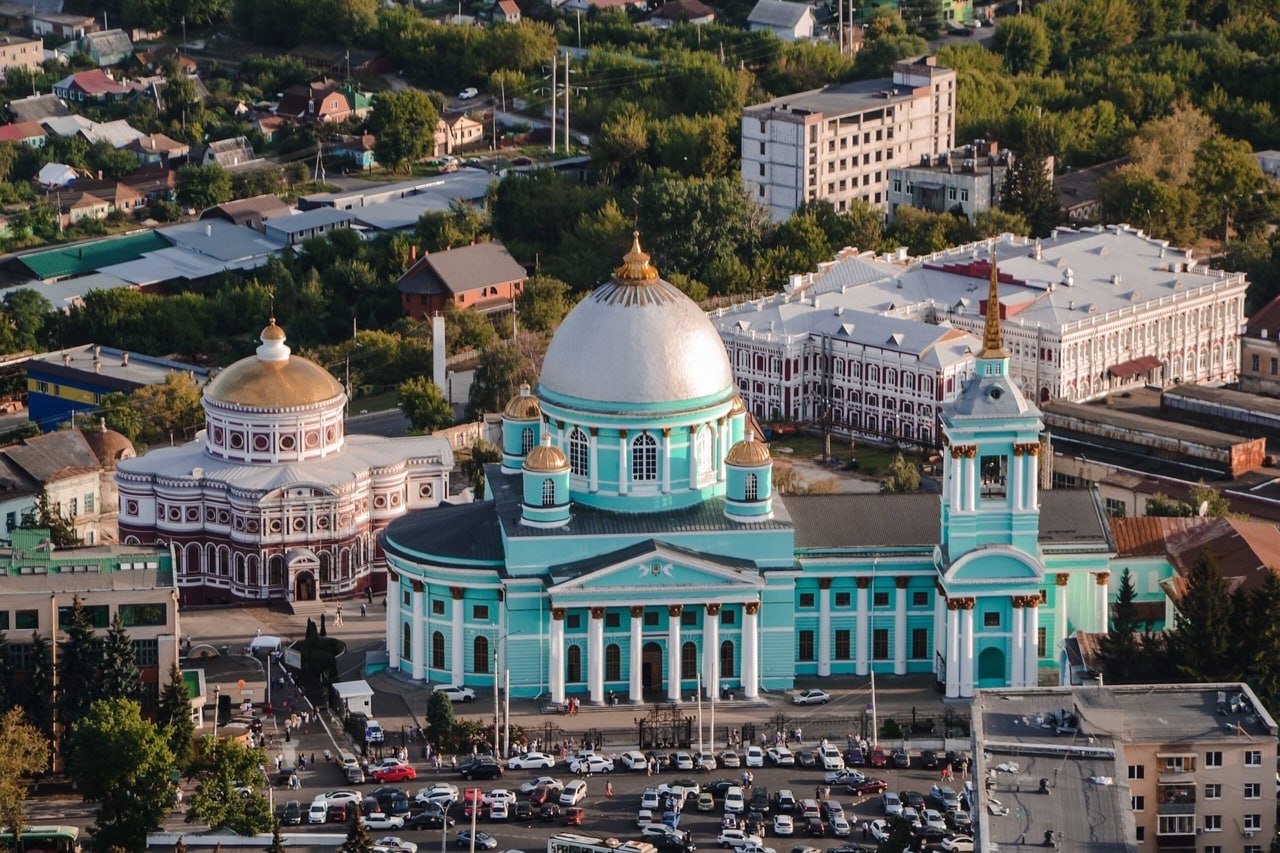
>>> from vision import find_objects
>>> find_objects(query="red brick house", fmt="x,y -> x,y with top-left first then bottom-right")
396,241 -> 528,318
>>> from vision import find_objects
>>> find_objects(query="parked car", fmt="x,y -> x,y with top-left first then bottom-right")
458,88 -> 479,100
818,746 -> 844,771
724,786 -> 746,813
900,791 -> 926,812
919,751 -> 939,770
920,809 -> 947,832
568,755 -> 615,774
459,760 -> 503,781
328,803 -> 351,823
804,818 -> 825,838
308,800 -> 328,824
718,829 -> 764,849
280,800 -> 303,826
720,751 -> 741,768
891,749 -> 910,769
704,780 -> 738,798
518,777 -> 562,795
618,751 -> 649,771
693,752 -> 718,772
563,807 -> 585,826
749,788 -> 771,815
374,837 -> 417,853
824,771 -> 865,786
773,790 -> 797,813
792,689 -> 831,705
939,835 -> 974,851
772,815 -> 794,836
670,752 -> 695,771
365,812 -> 406,830
796,750 -> 816,769
489,801 -> 509,821
508,752 -> 556,769
433,684 -> 477,703
867,748 -> 887,768
766,747 -> 795,767
560,780 -> 588,806
539,803 -> 561,820
407,811 -> 456,830
373,765 -> 417,784
417,783 -> 460,805
844,748 -> 864,767
697,793 -> 716,812
745,747 -> 765,768
944,809 -> 972,832
529,785 -> 561,806
930,784 -> 961,811
830,816 -> 851,837
318,790 -> 364,807
849,779 -> 888,796
638,809 -> 654,829
881,792 -> 902,817
514,802 -> 533,820
456,831 -> 497,850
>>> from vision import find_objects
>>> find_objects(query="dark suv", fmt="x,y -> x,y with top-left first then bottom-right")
459,759 -> 503,781
749,787 -> 770,815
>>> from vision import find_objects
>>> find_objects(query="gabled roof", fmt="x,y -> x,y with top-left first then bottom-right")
200,194 -> 292,228
747,0 -> 811,27
128,133 -> 188,156
0,121 -> 46,142
54,69 -> 131,96
3,429 -> 101,484
652,0 -> 715,20
8,93 -> 70,123
82,28 -> 133,60
496,0 -> 520,15
1247,293 -> 1280,339
396,241 -> 527,296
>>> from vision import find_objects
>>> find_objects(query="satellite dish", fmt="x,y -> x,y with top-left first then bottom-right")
1198,500 -> 1210,517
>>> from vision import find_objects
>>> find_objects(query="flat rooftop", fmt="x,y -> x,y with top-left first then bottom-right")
1041,399 -> 1258,451
745,78 -> 918,118
26,344 -> 208,390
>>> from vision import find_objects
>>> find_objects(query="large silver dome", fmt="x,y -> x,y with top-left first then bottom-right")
538,234 -> 734,407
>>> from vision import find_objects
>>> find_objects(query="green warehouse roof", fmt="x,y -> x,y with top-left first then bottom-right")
20,231 -> 171,281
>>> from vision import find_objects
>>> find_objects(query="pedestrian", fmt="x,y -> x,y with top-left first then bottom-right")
962,758 -> 970,779
861,821 -> 869,841
815,786 -> 822,801
451,755 -> 458,770
605,781 -> 614,798
361,603 -> 367,618
646,759 -> 653,777
255,626 -> 262,637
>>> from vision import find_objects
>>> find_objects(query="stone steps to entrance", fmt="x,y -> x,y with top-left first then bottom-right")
289,599 -> 327,618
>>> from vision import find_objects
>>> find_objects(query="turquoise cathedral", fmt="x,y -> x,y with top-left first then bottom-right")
381,237 -> 1117,702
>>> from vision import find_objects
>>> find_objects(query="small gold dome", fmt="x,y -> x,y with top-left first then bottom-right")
261,319 -> 286,341
524,436 -> 569,473
503,383 -> 542,420
729,395 -> 746,416
726,436 -> 771,467
615,231 -> 659,284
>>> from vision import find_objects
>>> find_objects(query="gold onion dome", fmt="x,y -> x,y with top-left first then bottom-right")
729,395 -> 747,416
205,320 -> 345,409
503,383 -> 542,420
726,434 -> 772,466
523,435 -> 569,472
261,318 -> 286,341
614,231 -> 659,284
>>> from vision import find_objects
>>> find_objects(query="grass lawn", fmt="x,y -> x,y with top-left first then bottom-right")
769,430 -> 930,478
350,390 -> 399,413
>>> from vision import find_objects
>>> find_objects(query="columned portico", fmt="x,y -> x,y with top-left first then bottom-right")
411,580 -> 425,680
855,578 -> 870,676
1024,597 -> 1041,686
387,570 -> 401,671
588,607 -> 605,705
945,598 -> 960,698
742,601 -> 759,699
1010,596 -> 1025,687
893,576 -> 908,676
450,586 -> 464,685
549,608 -> 566,704
703,604 -> 720,699
817,579 -> 832,677
667,605 -> 682,702
629,606 -> 644,703
1096,571 -> 1111,632
959,598 -> 975,698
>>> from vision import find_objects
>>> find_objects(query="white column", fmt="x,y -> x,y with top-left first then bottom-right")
932,589 -> 945,677
742,602 -> 759,699
688,427 -> 698,491
387,574 -> 401,671
588,607 -> 604,705
1024,601 -> 1040,687
964,453 -> 977,511
854,581 -> 869,676
667,606 -> 682,703
1026,450 -> 1039,510
618,433 -> 628,495
549,609 -> 566,705
629,606 -> 644,703
959,602 -> 975,698
661,429 -> 671,494
1097,572 -> 1111,632
717,420 -> 727,482
1012,447 -> 1025,511
588,431 -> 599,492
893,579 -> 908,676
1010,599 -> 1025,688
703,605 -> 720,699
817,582 -> 832,677
944,602 -> 960,698
412,582 -> 425,681
450,587 -> 465,686
1055,574 -> 1069,652
948,451 -> 961,509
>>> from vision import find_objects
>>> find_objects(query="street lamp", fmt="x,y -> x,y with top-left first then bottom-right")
213,685 -> 221,740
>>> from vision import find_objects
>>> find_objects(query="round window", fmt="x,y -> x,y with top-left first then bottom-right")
280,434 -> 296,450
229,433 -> 244,449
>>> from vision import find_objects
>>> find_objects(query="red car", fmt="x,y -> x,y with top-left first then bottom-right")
850,778 -> 889,795
372,764 -> 418,783
529,786 -> 560,806
563,807 -> 585,826
868,747 -> 888,768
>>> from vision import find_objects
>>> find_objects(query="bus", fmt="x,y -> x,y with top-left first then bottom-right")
0,826 -> 81,853
549,833 -> 657,853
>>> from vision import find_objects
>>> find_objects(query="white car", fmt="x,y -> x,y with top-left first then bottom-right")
792,689 -> 831,705
365,812 -> 406,830
637,809 -> 654,828
560,780 -> 588,806
718,829 -> 764,849
641,825 -> 687,841
830,815 -> 851,837
940,835 -> 975,852
744,747 -> 765,768
489,801 -> 509,820
767,747 -> 795,766
416,783 -> 459,805
372,758 -> 406,771
487,790 -> 516,805
921,809 -> 947,832
869,820 -> 891,842
518,777 -> 562,794
901,806 -> 921,828
618,751 -> 649,771
568,755 -> 614,774
641,788 -> 660,810
433,684 -> 476,702
882,792 -> 902,816
693,752 -> 718,772
458,87 -> 479,99
825,770 -> 864,785
508,752 -> 555,769
656,782 -> 697,801
318,790 -> 363,807
738,846 -> 776,853
719,751 -> 741,768
724,786 -> 746,813
308,800 -> 328,824
818,746 -> 844,771
771,815 -> 794,836
671,753 -> 695,771
375,838 -> 418,853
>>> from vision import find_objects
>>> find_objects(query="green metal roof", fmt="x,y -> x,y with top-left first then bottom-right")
20,230 -> 171,281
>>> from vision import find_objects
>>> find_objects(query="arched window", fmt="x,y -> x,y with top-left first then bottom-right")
319,551 -> 332,583
632,433 -> 657,482
432,631 -> 445,669
268,555 -> 284,586
569,428 -> 589,477
521,427 -> 534,454
681,641 -> 697,679
474,635 -> 490,673
541,478 -> 556,507
696,426 -> 713,478
720,640 -> 735,678
745,473 -> 759,501
605,644 -> 621,681
403,625 -> 412,664
567,645 -> 582,683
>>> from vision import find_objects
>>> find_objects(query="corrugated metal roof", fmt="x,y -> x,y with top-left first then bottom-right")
3,428 -> 100,482
18,230 -> 169,280
1109,516 -> 1204,557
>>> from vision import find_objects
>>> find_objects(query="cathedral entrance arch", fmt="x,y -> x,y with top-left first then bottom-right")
285,547 -> 321,602
295,571 -> 316,601
642,642 -> 663,692
977,646 -> 1005,687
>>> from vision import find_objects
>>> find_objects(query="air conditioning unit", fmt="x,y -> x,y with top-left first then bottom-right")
1245,831 -> 1256,838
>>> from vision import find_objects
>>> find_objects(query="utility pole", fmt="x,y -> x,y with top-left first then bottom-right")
563,53 -> 570,153
550,54 -> 557,155
838,0 -> 843,55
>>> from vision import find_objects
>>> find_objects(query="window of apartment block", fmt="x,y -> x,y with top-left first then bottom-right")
911,628 -> 929,659
1157,816 -> 1194,836
798,631 -> 815,661
1245,846 -> 1263,853
1105,498 -> 1126,517
14,610 -> 37,630
133,639 -> 158,667
835,592 -> 851,607
1135,828 -> 1144,842
1244,814 -> 1262,831
1253,354 -> 1261,371
1245,750 -> 1263,766
799,593 -> 815,608
1131,796 -> 1144,812
873,592 -> 889,608
872,629 -> 889,660
1205,751 -> 1222,767
834,630 -> 851,660
1127,765 -> 1144,780
1204,784 -> 1221,799
759,141 -> 765,154
1202,815 -> 1221,831
1244,782 -> 1261,799
759,164 -> 765,177
960,189 -> 969,202
1204,847 -> 1221,853
1271,357 -> 1278,375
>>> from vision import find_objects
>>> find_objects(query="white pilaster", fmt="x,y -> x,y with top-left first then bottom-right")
387,576 -> 401,671
588,431 -> 598,492
667,606 -> 682,702
629,607 -> 644,703
893,580 -> 907,676
661,430 -> 671,494
742,602 -> 759,699
944,602 -> 960,698
964,454 -> 977,511
1010,600 -> 1024,688
932,589 -> 945,677
1097,572 -> 1110,632
817,583 -> 832,677
703,605 -> 720,699
717,420 -> 727,482
549,608 -> 565,705
948,452 -> 961,509
1024,601 -> 1040,687
588,608 -> 604,705
450,588 -> 464,686
618,434 -> 628,495
959,603 -> 975,698
854,582 -> 869,676
412,582 -> 425,681
1026,450 -> 1039,509
1054,575 -> 1069,655
1012,448 -> 1025,511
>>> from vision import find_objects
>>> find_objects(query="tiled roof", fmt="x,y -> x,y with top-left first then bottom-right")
56,69 -> 131,96
1109,516 -> 1204,557
0,121 -> 45,142
396,241 -> 527,296
1247,293 -> 1280,337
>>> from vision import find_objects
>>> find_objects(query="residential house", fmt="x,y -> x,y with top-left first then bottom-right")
1254,150 -> 1280,181
332,133 -> 376,170
396,240 -> 528,318
263,207 -> 357,246
80,29 -> 133,66
433,114 -> 484,156
65,177 -> 147,219
1239,294 -> 1280,397
648,0 -> 715,25
61,191 -> 112,225
492,0 -> 522,22
275,81 -> 371,124
134,46 -> 198,75
288,44 -> 387,76
199,194 -> 292,231
126,133 -> 189,167
887,140 -> 1013,224
251,114 -> 286,143
119,165 -> 177,204
0,34 -> 42,77
199,136 -> 257,169
0,121 -> 46,147
141,75 -> 211,112
747,0 -> 815,40
7,93 -> 70,124
0,3 -> 31,32
1056,157 -> 1125,224
30,12 -> 95,40
42,115 -> 144,148
52,69 -> 133,103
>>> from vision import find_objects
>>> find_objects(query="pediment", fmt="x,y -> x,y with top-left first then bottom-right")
943,545 -> 1044,586
547,540 -> 763,592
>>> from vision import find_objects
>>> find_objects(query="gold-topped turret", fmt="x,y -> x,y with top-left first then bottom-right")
980,248 -> 1008,359
614,231 -> 659,284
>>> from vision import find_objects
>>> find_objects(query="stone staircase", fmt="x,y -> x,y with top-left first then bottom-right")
289,598 -> 328,618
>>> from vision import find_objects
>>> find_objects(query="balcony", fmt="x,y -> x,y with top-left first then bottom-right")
1156,802 -> 1196,816
1154,836 -> 1196,851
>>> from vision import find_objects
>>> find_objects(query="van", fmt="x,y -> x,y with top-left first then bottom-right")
245,635 -> 283,655
800,799 -> 821,820
560,780 -> 588,806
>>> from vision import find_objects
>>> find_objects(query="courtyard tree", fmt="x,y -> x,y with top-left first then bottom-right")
100,611 -> 141,702
398,376 -> 455,434
1165,550 -> 1238,683
370,89 -> 439,174
186,737 -> 273,835
157,663 -> 195,766
0,707 -> 51,836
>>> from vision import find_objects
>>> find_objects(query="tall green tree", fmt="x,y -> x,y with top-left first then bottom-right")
1000,151 -> 1059,237
68,698 -> 176,853
398,376 -> 455,434
993,15 -> 1051,76
19,491 -> 79,547
1098,567 -> 1145,683
185,737 -> 273,835
0,707 -> 50,836
517,275 -> 572,333
1166,550 -> 1239,683
898,0 -> 942,37
340,813 -> 374,853
425,687 -> 456,747
100,611 -> 141,702
466,342 -> 535,420
1191,135 -> 1268,241
175,164 -> 233,210
58,596 -> 103,736
1244,571 -> 1280,714
24,633 -> 53,739
370,89 -> 439,173
157,663 -> 195,766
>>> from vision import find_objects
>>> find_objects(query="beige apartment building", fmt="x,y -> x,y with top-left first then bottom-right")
973,684 -> 1277,853
0,35 -> 42,77
740,55 -> 956,221
1239,293 -> 1280,396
